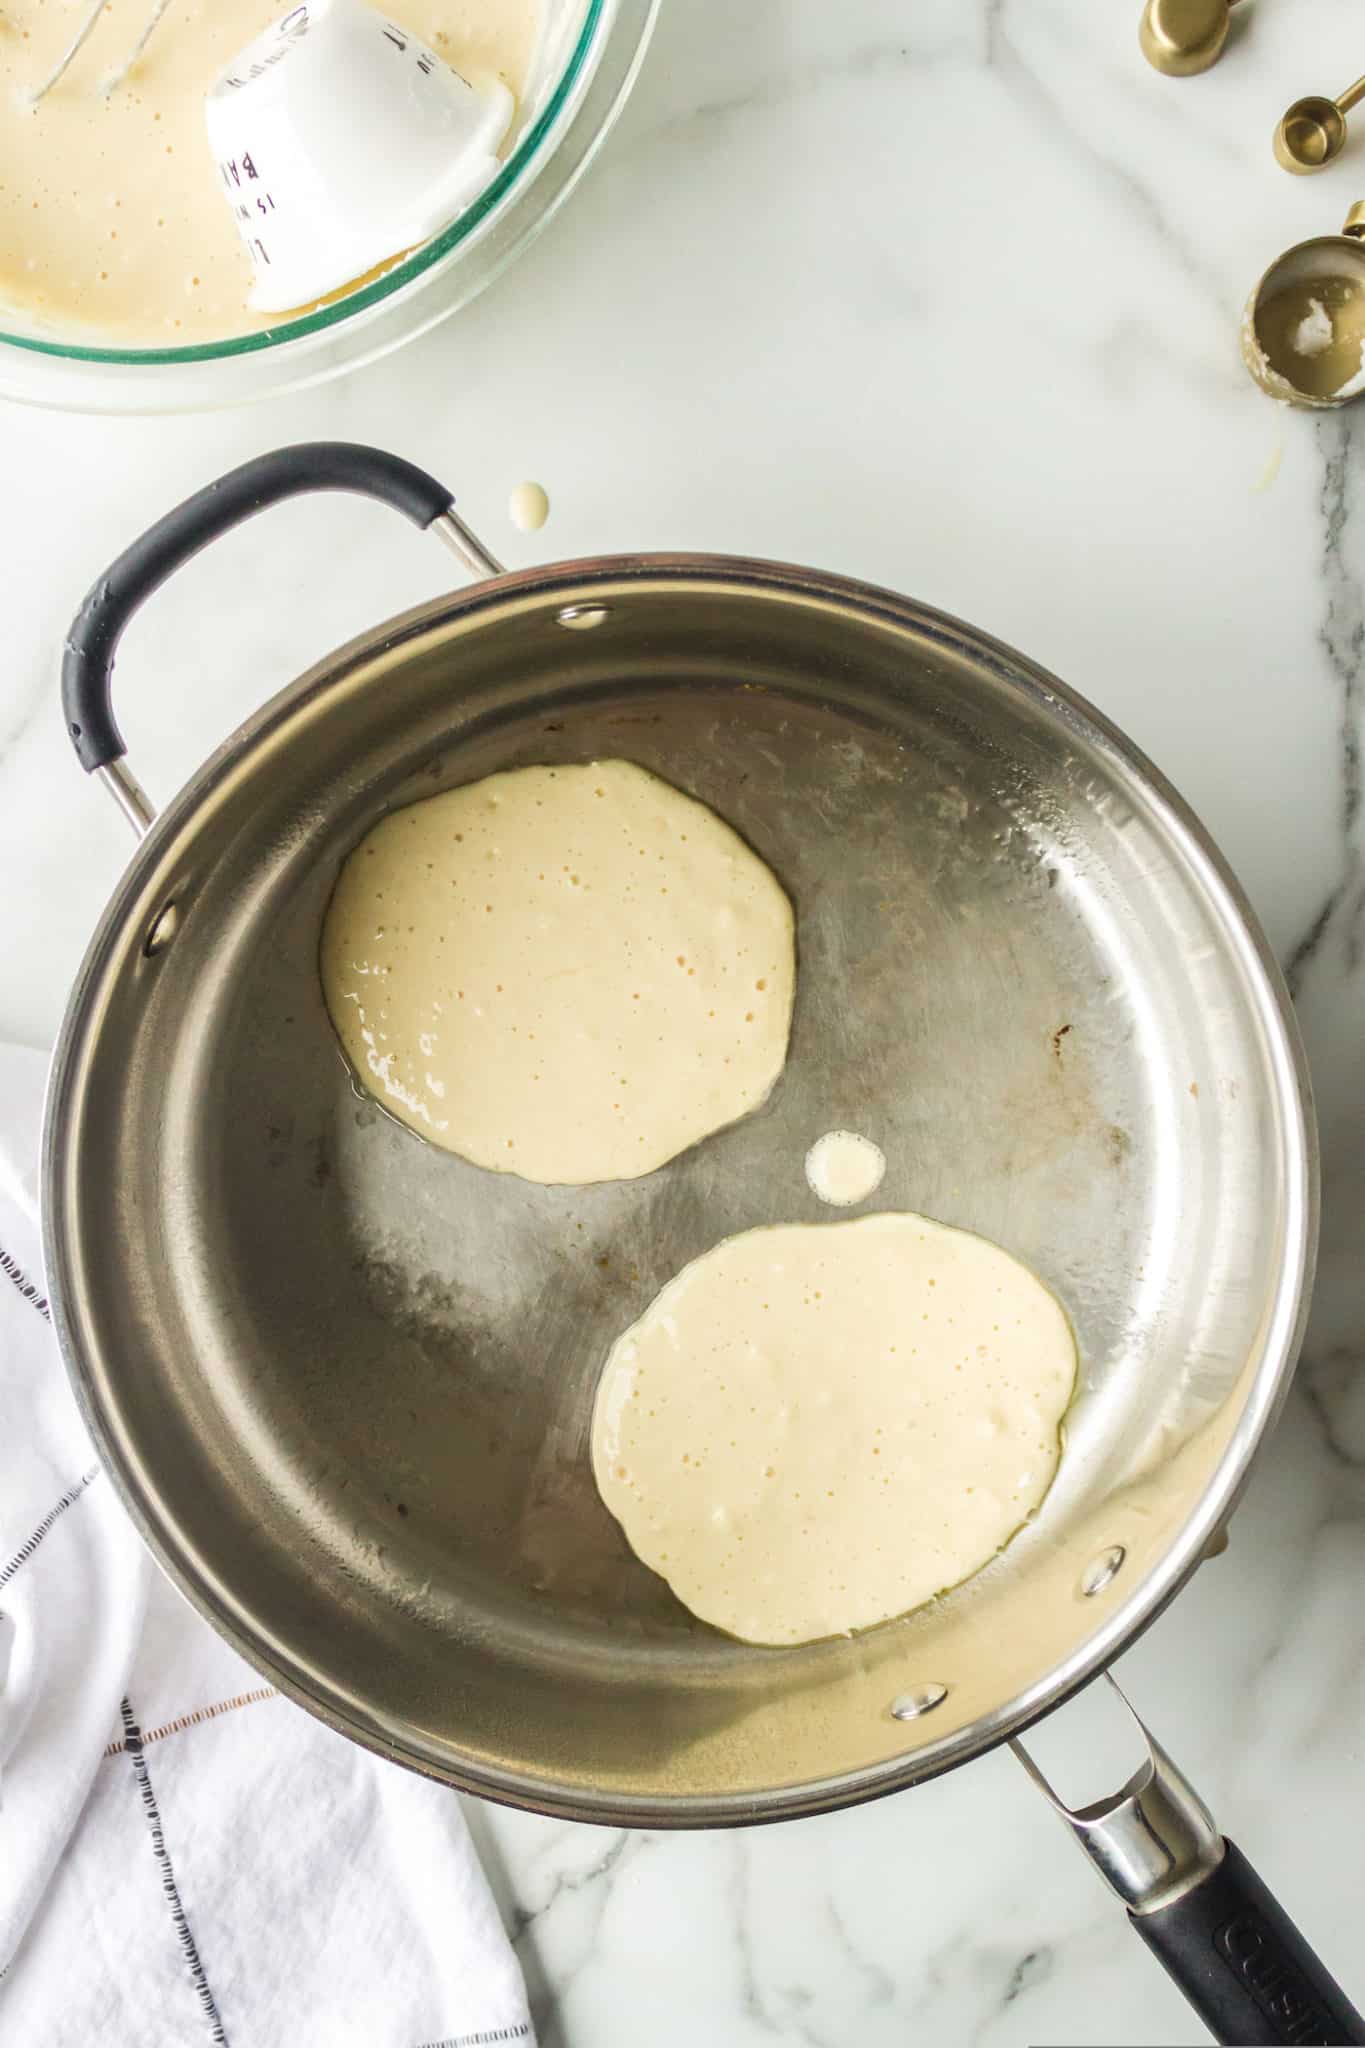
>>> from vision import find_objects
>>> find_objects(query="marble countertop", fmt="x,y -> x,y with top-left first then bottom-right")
5,0 -> 1365,2040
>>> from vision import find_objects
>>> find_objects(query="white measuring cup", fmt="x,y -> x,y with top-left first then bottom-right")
204,0 -> 514,315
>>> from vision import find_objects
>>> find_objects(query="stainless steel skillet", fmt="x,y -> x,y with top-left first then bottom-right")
46,443 -> 1359,2043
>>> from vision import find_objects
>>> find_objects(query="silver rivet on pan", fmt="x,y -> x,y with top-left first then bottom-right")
1080,1545 -> 1126,1596
143,901 -> 179,957
556,604 -> 611,630
890,1682 -> 948,1721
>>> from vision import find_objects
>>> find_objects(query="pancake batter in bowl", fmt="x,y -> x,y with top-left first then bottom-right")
320,759 -> 796,1183
591,1213 -> 1077,1646
0,0 -> 537,343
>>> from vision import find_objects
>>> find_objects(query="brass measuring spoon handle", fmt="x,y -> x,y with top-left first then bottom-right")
1336,73 -> 1365,117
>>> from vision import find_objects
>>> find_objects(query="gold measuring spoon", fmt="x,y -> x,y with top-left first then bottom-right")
1140,0 -> 1243,77
1243,203 -> 1365,406
1275,75 -> 1365,173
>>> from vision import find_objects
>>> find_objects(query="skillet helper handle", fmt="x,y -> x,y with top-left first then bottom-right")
62,441 -> 500,812
1015,1677 -> 1365,2046
1131,1837 -> 1365,2046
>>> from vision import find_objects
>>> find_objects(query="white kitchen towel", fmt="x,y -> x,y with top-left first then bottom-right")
0,1041 -> 534,2048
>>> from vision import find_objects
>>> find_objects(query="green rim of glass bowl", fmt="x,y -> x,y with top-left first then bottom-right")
0,0 -> 604,368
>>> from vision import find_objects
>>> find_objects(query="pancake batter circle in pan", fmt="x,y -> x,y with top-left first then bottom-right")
591,1213 -> 1077,1646
321,759 -> 796,1184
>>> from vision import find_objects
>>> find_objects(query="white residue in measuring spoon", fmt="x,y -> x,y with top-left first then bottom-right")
804,1129 -> 886,1206
1294,299 -> 1335,357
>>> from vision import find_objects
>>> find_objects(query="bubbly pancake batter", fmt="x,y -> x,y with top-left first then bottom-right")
321,760 -> 796,1184
0,0 -> 537,344
592,1213 -> 1076,1645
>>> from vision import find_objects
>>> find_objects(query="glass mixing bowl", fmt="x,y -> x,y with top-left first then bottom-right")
0,0 -> 656,414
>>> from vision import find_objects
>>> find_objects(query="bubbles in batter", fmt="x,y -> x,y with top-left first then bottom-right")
591,1212 -> 1077,1646
0,0 -> 538,345
320,759 -> 796,1184
805,1129 -> 885,1206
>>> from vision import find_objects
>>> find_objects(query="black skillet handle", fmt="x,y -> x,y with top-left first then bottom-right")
62,442 -> 464,776
1015,1680 -> 1365,2048
1132,1838 -> 1365,2046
